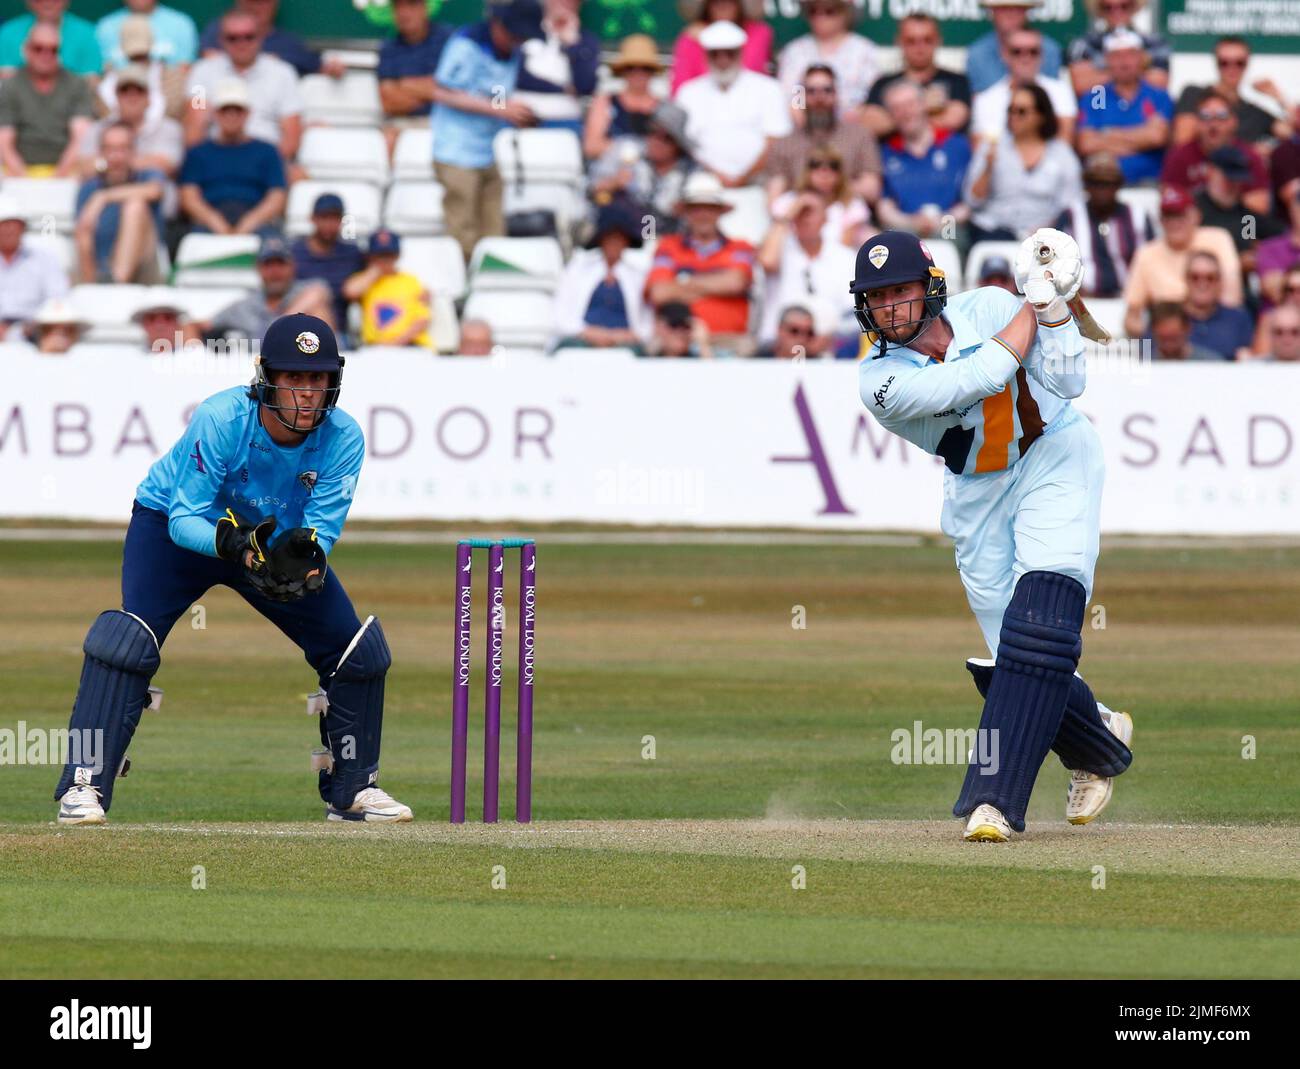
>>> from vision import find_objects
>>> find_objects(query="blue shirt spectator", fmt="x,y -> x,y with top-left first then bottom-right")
97,2 -> 198,68
290,193 -> 365,332
0,3 -> 102,76
431,22 -> 523,170
378,0 -> 453,121
179,138 -> 285,225
881,131 -> 971,214
76,167 -> 166,277
1188,303 -> 1252,360
199,16 -> 321,75
1076,81 -> 1173,184
967,28 -> 1062,94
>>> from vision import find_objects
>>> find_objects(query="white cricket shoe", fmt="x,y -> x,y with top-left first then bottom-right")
963,803 -> 1011,843
327,786 -> 413,823
57,784 -> 106,826
1066,710 -> 1134,826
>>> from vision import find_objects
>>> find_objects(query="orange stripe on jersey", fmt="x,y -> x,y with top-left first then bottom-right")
975,384 -> 1014,473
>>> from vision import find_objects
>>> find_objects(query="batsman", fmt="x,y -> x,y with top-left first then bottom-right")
852,229 -> 1133,842
54,314 -> 413,825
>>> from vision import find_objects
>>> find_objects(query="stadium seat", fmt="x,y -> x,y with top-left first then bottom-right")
1082,297 -> 1126,340
286,181 -> 382,238
924,237 -> 964,292
493,128 -> 583,186
299,126 -> 391,187
966,241 -> 1023,290
1117,187 -> 1162,236
71,284 -> 148,345
501,181 -> 584,244
468,236 -> 564,294
431,291 -> 460,353
717,187 -> 771,248
400,235 -> 467,301
2,177 -> 78,232
300,72 -> 382,127
167,286 -> 251,325
462,289 -> 554,350
393,127 -> 434,182
383,180 -> 446,236
172,233 -> 260,289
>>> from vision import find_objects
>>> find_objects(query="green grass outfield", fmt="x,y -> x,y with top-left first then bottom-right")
1,535 -> 1297,978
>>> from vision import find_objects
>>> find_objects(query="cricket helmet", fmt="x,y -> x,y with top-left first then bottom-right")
249,313 -> 345,433
849,231 -> 948,355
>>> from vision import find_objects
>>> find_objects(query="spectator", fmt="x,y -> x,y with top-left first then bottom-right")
583,35 -> 662,161
378,0 -> 452,149
965,82 -> 1081,243
1256,189 -> 1300,307
1173,37 -> 1287,151
98,16 -> 187,123
757,191 -> 855,343
553,206 -> 649,349
198,0 -> 344,78
1270,127 -> 1300,226
977,254 -> 1018,293
458,317 -> 495,356
1260,304 -> 1300,361
431,0 -> 543,262
1148,302 -> 1221,361
875,80 -> 972,238
670,0 -> 772,97
0,192 -> 68,339
646,172 -> 755,356
0,22 -> 94,177
81,64 -> 184,186
1161,91 -> 1269,214
208,233 -> 332,341
1183,251 -> 1252,361
1253,266 -> 1300,352
74,121 -> 164,284
1195,145 -> 1284,278
967,0 -> 1063,95
766,64 -> 880,209
1054,151 -> 1155,298
777,0 -> 876,123
771,145 -> 871,249
28,297 -> 87,354
0,1 -> 102,78
645,300 -> 709,358
1067,0 -> 1169,98
291,193 -> 365,332
1075,30 -> 1172,186
514,0 -> 600,131
589,100 -> 695,237
133,289 -> 193,352
178,79 -> 286,235
1123,186 -> 1241,337
755,304 -> 826,358
971,28 -> 1077,144
342,229 -> 432,349
677,20 -> 791,188
97,0 -> 198,69
186,10 -> 302,166
862,14 -> 970,139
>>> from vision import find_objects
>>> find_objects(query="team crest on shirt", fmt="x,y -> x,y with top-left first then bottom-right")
868,244 -> 889,270
298,470 -> 319,493
295,331 -> 320,354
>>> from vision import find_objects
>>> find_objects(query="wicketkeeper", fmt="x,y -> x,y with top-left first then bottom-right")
852,229 -> 1133,842
54,314 -> 412,825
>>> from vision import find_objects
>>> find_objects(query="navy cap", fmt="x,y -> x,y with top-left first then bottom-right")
850,231 -> 941,293
259,313 -> 342,372
367,229 -> 401,256
980,255 -> 1014,280
586,205 -> 644,250
257,234 -> 292,263
1208,145 -> 1252,183
490,0 -> 544,41
312,193 -> 345,215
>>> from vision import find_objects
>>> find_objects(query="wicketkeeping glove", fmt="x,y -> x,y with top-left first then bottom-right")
262,527 -> 329,601
215,510 -> 294,599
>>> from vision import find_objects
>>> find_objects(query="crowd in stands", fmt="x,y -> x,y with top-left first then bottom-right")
0,0 -> 1298,360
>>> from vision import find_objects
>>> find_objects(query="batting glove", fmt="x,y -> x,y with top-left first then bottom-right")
1023,275 -> 1070,325
1014,228 -> 1084,302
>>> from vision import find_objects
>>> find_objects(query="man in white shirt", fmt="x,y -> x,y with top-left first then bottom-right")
0,194 -> 70,340
756,191 -> 855,342
971,28 -> 1076,144
677,20 -> 792,187
184,9 -> 301,163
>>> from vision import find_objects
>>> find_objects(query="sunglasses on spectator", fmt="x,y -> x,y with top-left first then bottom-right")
805,84 -> 836,95
1216,56 -> 1248,68
1199,109 -> 1232,121
1101,1 -> 1132,11
1086,176 -> 1122,186
1008,105 -> 1035,116
1187,272 -> 1220,282
1009,46 -> 1041,57
26,43 -> 57,54
1272,327 -> 1300,336
808,6 -> 841,15
1285,282 -> 1300,293
783,327 -> 815,339
809,159 -> 841,170
224,33 -> 257,43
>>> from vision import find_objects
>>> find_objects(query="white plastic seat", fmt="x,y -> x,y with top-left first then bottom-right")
383,180 -> 446,236
431,291 -> 460,353
462,289 -> 554,350
493,128 -> 582,186
400,235 -> 466,300
923,237 -> 964,292
300,72 -> 382,127
393,126 -> 434,182
502,181 -> 583,240
70,284 -> 148,344
172,233 -> 261,289
1081,297 -> 1126,340
965,241 -> 1023,290
167,286 -> 253,324
468,236 -> 564,294
2,177 -> 78,231
286,181 -> 381,238
717,187 -> 771,248
299,126 -> 390,187
1117,187 -> 1162,236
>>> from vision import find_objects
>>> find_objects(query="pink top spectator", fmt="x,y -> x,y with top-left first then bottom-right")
670,21 -> 773,95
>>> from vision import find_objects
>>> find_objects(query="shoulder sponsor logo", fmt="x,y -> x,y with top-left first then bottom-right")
189,440 -> 206,474
873,375 -> 896,409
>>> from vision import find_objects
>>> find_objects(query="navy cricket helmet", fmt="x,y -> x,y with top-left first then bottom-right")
249,313 -> 345,433
849,231 -> 948,354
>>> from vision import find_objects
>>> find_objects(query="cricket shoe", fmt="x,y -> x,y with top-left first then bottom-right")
57,781 -> 106,826
962,804 -> 1011,843
1066,710 -> 1134,826
327,786 -> 413,823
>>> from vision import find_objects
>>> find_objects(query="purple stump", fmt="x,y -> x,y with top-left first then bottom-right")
450,542 -> 472,824
516,542 -> 536,823
482,542 -> 504,823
